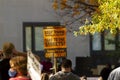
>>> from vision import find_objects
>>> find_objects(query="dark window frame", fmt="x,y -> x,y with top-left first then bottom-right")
23,22 -> 60,54
90,32 -> 120,56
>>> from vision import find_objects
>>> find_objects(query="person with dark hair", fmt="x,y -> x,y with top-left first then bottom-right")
100,64 -> 112,80
49,59 -> 80,80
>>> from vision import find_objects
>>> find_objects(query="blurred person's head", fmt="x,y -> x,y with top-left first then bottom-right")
9,56 -> 27,76
61,59 -> 72,72
2,42 -> 15,57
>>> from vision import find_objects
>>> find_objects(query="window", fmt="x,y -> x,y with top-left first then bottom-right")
34,27 -> 44,51
104,32 -> 116,50
92,32 -> 101,51
25,27 -> 32,50
23,22 -> 60,55
90,31 -> 120,56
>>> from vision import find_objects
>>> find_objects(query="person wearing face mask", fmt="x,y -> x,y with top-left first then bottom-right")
9,56 -> 31,80
0,42 -> 27,80
8,68 -> 17,78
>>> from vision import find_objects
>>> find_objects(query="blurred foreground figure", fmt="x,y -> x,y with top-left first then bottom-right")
107,67 -> 120,80
0,42 -> 26,80
100,64 -> 112,80
9,56 -> 31,80
49,59 -> 80,80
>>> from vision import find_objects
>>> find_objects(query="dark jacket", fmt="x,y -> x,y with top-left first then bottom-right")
0,58 -> 10,80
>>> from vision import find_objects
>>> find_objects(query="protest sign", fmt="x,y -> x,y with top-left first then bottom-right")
27,51 -> 42,80
43,26 -> 67,58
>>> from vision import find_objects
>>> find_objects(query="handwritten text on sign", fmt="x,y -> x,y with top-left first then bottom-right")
43,26 -> 67,58
43,27 -> 66,49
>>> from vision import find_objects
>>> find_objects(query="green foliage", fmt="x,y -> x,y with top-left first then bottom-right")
74,0 -> 120,36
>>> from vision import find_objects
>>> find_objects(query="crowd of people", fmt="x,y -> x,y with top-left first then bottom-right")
0,42 -> 27,80
0,42 -> 120,80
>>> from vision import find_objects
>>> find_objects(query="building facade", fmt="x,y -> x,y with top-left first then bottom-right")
0,0 -> 90,69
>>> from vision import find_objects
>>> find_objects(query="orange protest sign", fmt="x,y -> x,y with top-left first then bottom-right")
43,26 -> 67,58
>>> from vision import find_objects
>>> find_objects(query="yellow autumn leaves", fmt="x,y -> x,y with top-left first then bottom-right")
74,0 -> 120,36
52,0 -> 67,10
52,0 -> 120,36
